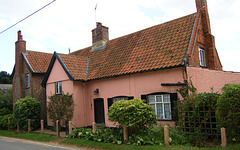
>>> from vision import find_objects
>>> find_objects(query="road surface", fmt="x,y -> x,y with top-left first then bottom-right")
0,136 -> 85,150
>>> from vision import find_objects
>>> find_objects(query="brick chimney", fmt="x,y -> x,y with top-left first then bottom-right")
13,30 -> 26,104
91,22 -> 109,50
195,0 -> 211,34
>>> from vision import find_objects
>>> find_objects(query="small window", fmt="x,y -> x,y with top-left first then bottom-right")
26,74 -> 30,88
199,47 -> 206,67
148,94 -> 172,120
55,81 -> 62,94
108,96 -> 134,109
112,96 -> 128,103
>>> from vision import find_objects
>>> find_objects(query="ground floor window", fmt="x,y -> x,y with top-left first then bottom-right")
108,96 -> 134,109
148,94 -> 171,120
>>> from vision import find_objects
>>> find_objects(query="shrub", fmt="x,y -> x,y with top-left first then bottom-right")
48,93 -> 74,128
68,126 -> 190,146
108,98 -> 157,131
0,108 -> 11,116
14,97 -> 40,130
0,88 -> 13,112
0,114 -> 17,129
216,84 -> 240,143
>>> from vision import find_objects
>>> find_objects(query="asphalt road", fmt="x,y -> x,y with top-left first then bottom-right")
0,136 -> 85,150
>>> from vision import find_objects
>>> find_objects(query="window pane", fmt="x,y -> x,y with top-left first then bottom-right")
163,94 -> 170,102
156,103 -> 163,119
150,104 -> 155,111
148,95 -> 155,103
164,103 -> 171,119
156,95 -> 162,102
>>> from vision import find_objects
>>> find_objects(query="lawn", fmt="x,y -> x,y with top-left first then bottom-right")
0,130 -> 59,142
61,138 -> 240,150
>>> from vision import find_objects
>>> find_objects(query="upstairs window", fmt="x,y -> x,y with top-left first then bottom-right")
199,47 -> 206,67
55,81 -> 62,94
148,94 -> 172,120
26,74 -> 30,88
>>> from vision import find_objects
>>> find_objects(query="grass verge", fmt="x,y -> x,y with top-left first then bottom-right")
0,130 -> 59,142
61,138 -> 240,150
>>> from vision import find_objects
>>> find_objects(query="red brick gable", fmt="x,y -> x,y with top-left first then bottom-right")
71,13 -> 197,80
24,50 -> 53,73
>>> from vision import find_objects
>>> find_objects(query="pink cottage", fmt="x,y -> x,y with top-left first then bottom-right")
13,0 -> 240,127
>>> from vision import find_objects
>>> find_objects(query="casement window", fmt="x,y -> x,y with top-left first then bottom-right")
141,93 -> 177,121
55,81 -> 62,94
148,94 -> 171,120
26,74 -> 30,88
107,96 -> 134,109
199,47 -> 206,67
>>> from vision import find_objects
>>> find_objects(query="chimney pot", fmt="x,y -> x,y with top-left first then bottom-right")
18,30 -> 23,41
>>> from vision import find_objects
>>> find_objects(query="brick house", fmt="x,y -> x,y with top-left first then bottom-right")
12,32 -> 52,121
13,0 -> 240,127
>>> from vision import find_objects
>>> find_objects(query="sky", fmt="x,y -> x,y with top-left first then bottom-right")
0,0 -> 240,74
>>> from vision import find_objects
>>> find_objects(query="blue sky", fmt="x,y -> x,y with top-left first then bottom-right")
0,0 -> 239,74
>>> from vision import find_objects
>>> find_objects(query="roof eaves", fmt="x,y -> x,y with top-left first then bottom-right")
22,52 -> 35,73
86,65 -> 185,82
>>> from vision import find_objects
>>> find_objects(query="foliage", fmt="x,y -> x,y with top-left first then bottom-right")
108,98 -> 157,131
216,84 -> 240,143
177,92 -> 220,146
68,126 -> 189,146
48,93 -> 74,127
14,97 -> 40,130
0,88 -> 13,111
0,71 -> 12,84
178,79 -> 196,99
0,108 -> 11,116
0,114 -> 16,129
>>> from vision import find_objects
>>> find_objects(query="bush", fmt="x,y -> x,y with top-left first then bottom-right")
108,98 -> 157,131
48,93 -> 74,128
14,97 -> 40,130
68,126 -> 190,146
216,84 -> 240,143
0,114 -> 16,129
0,88 -> 13,112
0,108 -> 11,116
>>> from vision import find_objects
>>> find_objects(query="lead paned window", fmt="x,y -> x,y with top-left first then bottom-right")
199,47 -> 206,67
26,74 -> 30,88
112,96 -> 128,103
55,81 -> 62,94
148,94 -> 171,120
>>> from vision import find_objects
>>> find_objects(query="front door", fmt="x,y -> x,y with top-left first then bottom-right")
94,98 -> 105,124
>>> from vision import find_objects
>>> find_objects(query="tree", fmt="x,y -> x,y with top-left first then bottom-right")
14,97 -> 40,130
0,71 -> 12,84
108,98 -> 157,131
216,84 -> 240,143
47,93 -> 74,128
0,88 -> 13,112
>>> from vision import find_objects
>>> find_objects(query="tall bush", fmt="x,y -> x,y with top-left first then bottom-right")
216,84 -> 240,143
14,97 -> 40,130
108,98 -> 157,131
48,93 -> 74,127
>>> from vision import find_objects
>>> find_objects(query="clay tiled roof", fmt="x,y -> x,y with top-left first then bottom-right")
57,54 -> 88,80
24,50 -> 53,73
71,13 -> 197,80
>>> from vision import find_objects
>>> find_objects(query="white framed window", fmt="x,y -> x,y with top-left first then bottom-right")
55,81 -> 62,94
148,94 -> 172,120
112,96 -> 128,103
26,74 -> 30,88
199,47 -> 206,67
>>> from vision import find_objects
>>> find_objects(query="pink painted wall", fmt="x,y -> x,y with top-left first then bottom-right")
85,67 -> 185,127
187,67 -> 240,93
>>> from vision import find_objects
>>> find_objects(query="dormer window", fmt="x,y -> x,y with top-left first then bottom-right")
26,74 -> 30,88
55,81 -> 62,94
199,47 -> 206,67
